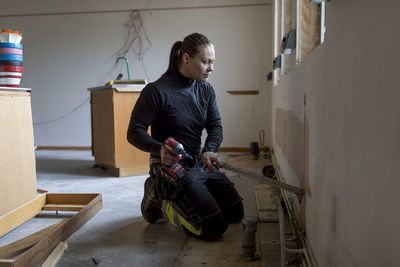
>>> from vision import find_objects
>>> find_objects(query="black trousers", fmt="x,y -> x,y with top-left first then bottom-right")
155,159 -> 244,240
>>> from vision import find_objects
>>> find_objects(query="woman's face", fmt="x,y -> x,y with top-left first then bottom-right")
183,44 -> 215,82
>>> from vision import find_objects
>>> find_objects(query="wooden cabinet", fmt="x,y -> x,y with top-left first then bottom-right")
88,85 -> 149,177
0,88 -> 37,216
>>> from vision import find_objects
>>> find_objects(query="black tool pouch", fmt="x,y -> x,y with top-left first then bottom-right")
151,164 -> 182,200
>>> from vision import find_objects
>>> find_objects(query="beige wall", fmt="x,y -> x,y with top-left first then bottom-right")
272,1 -> 400,266
0,0 -> 272,148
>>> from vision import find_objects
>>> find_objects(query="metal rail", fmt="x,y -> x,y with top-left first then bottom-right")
220,161 -> 304,196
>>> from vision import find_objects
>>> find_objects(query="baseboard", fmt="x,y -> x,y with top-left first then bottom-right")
218,147 -> 270,152
36,146 -> 270,152
36,146 -> 92,150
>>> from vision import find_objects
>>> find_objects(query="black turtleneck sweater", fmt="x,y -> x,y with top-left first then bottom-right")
127,71 -> 223,157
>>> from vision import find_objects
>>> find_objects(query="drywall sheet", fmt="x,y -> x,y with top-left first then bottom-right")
275,108 -> 304,183
0,91 -> 37,216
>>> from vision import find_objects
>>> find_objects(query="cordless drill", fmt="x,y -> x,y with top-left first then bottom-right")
161,137 -> 192,184
164,137 -> 193,160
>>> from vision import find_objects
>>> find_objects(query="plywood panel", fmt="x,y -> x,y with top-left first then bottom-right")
300,0 -> 320,60
113,89 -> 149,169
0,91 -> 37,216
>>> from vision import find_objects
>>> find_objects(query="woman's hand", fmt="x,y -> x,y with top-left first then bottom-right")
161,143 -> 179,166
202,151 -> 221,173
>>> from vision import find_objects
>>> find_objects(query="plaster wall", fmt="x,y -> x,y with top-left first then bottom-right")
0,0 -> 272,148
272,1 -> 400,266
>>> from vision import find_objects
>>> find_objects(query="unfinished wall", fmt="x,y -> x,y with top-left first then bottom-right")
272,1 -> 400,266
0,0 -> 272,148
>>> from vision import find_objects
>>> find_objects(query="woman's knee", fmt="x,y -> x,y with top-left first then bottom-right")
226,201 -> 244,223
201,213 -> 228,240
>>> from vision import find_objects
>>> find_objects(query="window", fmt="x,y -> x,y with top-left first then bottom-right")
273,0 -> 326,85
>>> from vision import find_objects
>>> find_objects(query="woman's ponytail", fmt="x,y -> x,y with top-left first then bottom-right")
163,41 -> 182,76
163,33 -> 211,77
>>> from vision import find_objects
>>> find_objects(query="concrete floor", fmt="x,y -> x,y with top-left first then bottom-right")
0,150 -> 287,266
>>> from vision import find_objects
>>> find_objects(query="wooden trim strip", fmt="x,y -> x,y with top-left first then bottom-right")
0,194 -> 46,238
226,90 -> 259,95
42,204 -> 85,212
46,193 -> 99,205
0,3 -> 271,18
0,260 -> 13,267
36,146 -> 270,152
0,219 -> 68,259
218,147 -> 270,152
36,146 -> 91,151
41,242 -> 68,267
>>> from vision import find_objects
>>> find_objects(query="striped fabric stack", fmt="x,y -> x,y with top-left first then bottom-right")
0,29 -> 23,88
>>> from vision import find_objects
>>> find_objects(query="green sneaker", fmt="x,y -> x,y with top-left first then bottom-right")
141,177 -> 163,223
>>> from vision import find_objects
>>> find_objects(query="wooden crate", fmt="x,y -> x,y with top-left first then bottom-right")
89,86 -> 150,177
0,89 -> 37,217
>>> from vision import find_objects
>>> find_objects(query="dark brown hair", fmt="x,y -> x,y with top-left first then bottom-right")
163,33 -> 212,76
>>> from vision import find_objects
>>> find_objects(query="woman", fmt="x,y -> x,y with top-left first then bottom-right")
127,33 -> 243,240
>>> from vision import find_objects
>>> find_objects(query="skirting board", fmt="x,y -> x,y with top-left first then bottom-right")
0,193 -> 102,267
36,146 -> 270,152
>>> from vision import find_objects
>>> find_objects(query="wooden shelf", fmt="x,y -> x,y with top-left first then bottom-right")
226,90 -> 259,95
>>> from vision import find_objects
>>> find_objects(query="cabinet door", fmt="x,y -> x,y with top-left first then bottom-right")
91,89 -> 115,166
113,90 -> 149,171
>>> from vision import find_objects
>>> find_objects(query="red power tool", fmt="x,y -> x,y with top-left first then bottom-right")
164,137 -> 193,160
161,137 -> 192,184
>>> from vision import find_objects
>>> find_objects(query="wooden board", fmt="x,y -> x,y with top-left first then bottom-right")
226,90 -> 259,95
0,194 -> 46,238
0,91 -> 37,216
254,184 -> 279,222
41,242 -> 68,267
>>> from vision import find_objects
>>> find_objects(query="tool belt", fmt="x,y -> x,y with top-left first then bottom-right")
150,155 -> 185,200
149,155 -> 202,228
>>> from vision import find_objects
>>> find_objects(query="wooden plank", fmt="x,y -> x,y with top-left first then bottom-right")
0,194 -> 46,237
226,90 -> 259,95
45,193 -> 99,205
12,194 -> 102,267
42,204 -> 85,211
254,184 -> 279,222
36,146 -> 91,150
0,260 -> 13,267
41,242 -> 68,267
0,91 -> 37,217
0,220 -> 68,259
218,147 -> 270,152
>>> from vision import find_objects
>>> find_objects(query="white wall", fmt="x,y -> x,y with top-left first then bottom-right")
0,0 -> 272,148
272,1 -> 400,266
